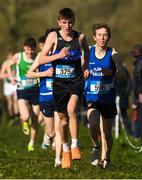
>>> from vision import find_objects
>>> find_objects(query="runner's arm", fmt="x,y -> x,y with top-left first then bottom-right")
112,49 -> 128,80
27,54 -> 53,78
7,53 -> 19,84
38,32 -> 68,65
80,33 -> 90,78
0,62 -> 9,79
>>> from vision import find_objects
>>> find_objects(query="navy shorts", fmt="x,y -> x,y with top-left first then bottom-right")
17,86 -> 39,105
53,77 -> 85,112
40,100 -> 57,118
87,102 -> 117,119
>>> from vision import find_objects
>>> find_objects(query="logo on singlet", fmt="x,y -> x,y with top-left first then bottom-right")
58,37 -> 63,41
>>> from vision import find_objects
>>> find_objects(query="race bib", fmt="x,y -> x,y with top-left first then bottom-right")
55,65 -> 75,78
90,83 -> 105,94
17,77 -> 38,89
90,81 -> 114,94
46,79 -> 53,90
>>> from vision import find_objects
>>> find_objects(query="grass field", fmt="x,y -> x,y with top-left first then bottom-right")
0,120 -> 142,179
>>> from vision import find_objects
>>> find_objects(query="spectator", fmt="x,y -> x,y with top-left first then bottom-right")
130,45 -> 142,139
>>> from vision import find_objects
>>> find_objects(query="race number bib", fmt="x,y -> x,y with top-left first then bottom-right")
18,77 -> 38,89
46,79 -> 53,91
55,65 -> 75,78
90,81 -> 114,94
90,83 -> 105,94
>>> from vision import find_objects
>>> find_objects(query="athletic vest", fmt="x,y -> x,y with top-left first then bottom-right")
52,30 -> 83,81
16,52 -> 39,90
85,46 -> 116,103
39,63 -> 53,102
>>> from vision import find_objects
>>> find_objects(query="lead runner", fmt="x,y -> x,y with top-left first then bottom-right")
38,7 -> 89,168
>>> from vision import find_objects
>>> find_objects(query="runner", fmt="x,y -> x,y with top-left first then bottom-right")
7,37 -> 40,151
0,50 -> 19,125
27,30 -> 62,167
85,23 -> 127,168
38,8 -> 89,168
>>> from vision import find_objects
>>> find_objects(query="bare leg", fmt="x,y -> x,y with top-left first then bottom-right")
87,108 -> 100,147
58,112 -> 68,144
13,92 -> 19,116
43,116 -> 55,138
30,104 -> 40,143
54,112 -> 62,167
68,94 -> 79,140
6,95 -> 13,117
100,116 -> 114,160
17,99 -> 30,122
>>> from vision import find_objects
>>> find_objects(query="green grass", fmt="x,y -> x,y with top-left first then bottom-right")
0,121 -> 142,179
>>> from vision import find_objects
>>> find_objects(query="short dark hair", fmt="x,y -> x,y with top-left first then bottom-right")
92,23 -> 111,39
44,28 -> 59,37
58,7 -> 75,22
24,37 -> 36,49
7,49 -> 15,55
38,35 -> 46,44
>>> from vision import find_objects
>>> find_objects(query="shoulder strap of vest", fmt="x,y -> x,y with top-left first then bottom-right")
73,30 -> 80,39
56,29 -> 62,38
20,52 -> 23,60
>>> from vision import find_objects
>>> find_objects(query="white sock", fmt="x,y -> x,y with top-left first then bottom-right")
71,138 -> 78,149
63,143 -> 69,152
43,133 -> 51,145
29,139 -> 34,146
55,157 -> 61,162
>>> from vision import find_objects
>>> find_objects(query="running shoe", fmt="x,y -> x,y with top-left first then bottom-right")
71,147 -> 81,160
91,148 -> 99,166
61,150 -> 72,168
22,121 -> 30,135
41,143 -> 49,150
28,144 -> 34,152
99,159 -> 111,169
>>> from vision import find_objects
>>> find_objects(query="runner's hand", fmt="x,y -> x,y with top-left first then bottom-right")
58,47 -> 69,59
45,67 -> 54,77
84,69 -> 90,79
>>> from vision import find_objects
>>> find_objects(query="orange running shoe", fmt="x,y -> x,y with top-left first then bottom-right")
71,147 -> 81,160
61,150 -> 72,169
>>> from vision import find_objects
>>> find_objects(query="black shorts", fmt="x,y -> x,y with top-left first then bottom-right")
53,77 -> 85,112
17,86 -> 39,105
40,101 -> 57,118
87,102 -> 117,119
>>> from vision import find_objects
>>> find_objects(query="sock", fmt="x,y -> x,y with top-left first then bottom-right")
71,138 -> 78,149
55,157 -> 61,162
63,143 -> 69,152
29,139 -> 34,146
43,133 -> 51,145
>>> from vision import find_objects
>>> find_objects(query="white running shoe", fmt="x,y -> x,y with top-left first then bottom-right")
91,148 -> 99,166
99,159 -> 111,169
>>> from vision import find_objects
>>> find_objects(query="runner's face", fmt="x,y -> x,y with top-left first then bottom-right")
58,18 -> 74,34
94,28 -> 110,48
24,46 -> 34,58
